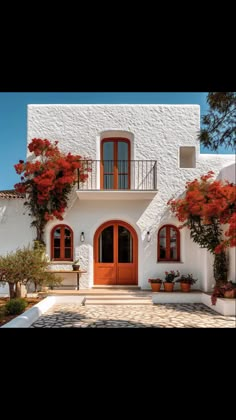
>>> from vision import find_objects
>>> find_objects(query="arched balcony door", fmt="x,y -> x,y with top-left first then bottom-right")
101,138 -> 131,189
94,220 -> 138,285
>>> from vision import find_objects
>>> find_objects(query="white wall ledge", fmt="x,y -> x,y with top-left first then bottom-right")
76,190 -> 157,200
152,292 -> 236,316
1,295 -> 85,328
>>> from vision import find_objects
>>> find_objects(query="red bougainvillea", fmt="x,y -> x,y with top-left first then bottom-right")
168,171 -> 236,284
168,171 -> 236,251
215,212 -> 236,254
14,138 -> 90,242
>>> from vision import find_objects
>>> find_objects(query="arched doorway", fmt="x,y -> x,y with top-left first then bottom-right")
94,220 -> 138,285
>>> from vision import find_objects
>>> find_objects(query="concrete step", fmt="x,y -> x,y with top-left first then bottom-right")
47,288 -> 153,297
78,289 -> 150,296
85,298 -> 152,305
92,285 -> 140,289
86,295 -> 151,300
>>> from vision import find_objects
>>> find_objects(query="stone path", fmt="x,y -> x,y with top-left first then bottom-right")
31,303 -> 236,328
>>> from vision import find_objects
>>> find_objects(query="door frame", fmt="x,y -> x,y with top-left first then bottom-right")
94,220 -> 138,285
100,138 -> 131,189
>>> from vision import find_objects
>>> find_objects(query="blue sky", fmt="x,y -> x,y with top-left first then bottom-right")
0,92 -> 233,190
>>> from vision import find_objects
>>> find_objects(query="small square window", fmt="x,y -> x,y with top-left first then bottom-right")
179,147 -> 196,168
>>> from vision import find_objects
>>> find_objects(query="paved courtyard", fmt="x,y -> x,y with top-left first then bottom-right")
31,303 -> 236,328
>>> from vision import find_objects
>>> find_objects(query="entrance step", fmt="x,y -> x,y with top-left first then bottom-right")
47,289 -> 152,297
85,295 -> 151,300
85,293 -> 152,305
85,298 -> 152,305
47,287 -> 153,305
92,285 -> 140,289
78,289 -> 151,296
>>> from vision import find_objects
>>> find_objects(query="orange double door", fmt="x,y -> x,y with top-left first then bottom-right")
94,221 -> 138,285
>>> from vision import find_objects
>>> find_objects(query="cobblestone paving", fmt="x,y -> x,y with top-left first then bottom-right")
31,303 -> 236,328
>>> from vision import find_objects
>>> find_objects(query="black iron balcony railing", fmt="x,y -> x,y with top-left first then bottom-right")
78,160 -> 157,191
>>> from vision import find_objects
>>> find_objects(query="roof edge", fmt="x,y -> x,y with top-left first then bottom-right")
0,190 -> 26,199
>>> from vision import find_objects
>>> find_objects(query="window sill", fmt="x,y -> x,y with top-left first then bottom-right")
157,261 -> 184,264
49,261 -> 73,264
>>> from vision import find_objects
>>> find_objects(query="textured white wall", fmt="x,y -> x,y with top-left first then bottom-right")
0,199 -> 35,294
24,105 -> 235,289
0,199 -> 34,255
217,162 -> 236,183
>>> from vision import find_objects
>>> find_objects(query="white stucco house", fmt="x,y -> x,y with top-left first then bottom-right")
0,105 -> 235,295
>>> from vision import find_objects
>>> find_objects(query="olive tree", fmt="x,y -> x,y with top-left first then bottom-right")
0,245 -> 61,298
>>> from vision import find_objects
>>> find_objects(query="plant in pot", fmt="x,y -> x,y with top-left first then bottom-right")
148,278 -> 162,292
163,270 -> 180,292
72,259 -> 80,271
175,273 -> 197,292
211,281 -> 236,305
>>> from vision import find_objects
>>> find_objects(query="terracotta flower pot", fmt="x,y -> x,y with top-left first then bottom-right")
180,283 -> 191,292
164,282 -> 174,292
224,289 -> 235,299
150,282 -> 162,292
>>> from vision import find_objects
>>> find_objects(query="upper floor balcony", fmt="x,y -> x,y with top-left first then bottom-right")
76,160 -> 158,200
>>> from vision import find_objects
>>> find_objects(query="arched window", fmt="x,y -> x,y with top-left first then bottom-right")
51,225 -> 73,261
158,225 -> 180,262
101,138 -> 131,189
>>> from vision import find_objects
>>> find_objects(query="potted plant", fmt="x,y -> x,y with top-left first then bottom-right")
148,278 -> 162,292
72,259 -> 80,271
163,270 -> 180,292
175,273 -> 197,292
211,281 -> 236,305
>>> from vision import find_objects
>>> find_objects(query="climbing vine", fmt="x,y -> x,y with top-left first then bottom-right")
14,138 -> 90,243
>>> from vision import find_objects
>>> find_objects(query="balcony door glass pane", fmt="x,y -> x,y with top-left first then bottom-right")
118,142 -> 128,189
118,226 -> 133,263
104,174 -> 114,189
103,142 -> 114,171
99,226 -> 114,262
103,141 -> 114,160
118,141 -> 128,161
103,142 -> 114,189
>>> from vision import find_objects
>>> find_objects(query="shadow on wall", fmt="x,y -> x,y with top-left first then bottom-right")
0,205 -> 7,223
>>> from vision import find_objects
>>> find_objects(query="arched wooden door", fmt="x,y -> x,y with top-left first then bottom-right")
94,220 -> 138,285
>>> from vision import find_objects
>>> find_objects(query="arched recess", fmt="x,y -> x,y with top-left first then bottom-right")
94,220 -> 138,285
